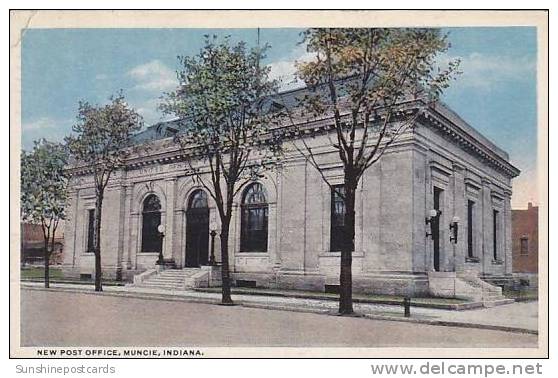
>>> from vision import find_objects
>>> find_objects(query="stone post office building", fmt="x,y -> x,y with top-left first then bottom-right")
62,91 -> 520,300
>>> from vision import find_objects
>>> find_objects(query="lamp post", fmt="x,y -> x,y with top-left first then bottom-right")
209,220 -> 217,265
157,224 -> 165,265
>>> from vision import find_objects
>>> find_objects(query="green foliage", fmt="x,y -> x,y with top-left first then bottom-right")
20,139 -> 68,227
65,92 -> 143,291
294,27 -> 461,180
160,35 -> 284,192
66,92 -> 143,190
161,35 -> 286,304
292,28 -> 461,315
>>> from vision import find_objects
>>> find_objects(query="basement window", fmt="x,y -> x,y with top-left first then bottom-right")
235,280 -> 257,288
324,284 -> 340,294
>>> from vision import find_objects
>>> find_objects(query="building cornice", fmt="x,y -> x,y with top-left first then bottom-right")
419,107 -> 520,179
67,100 -> 520,181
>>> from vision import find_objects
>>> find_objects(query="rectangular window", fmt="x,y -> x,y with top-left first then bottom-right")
330,185 -> 347,252
520,237 -> 529,255
86,209 -> 95,253
467,200 -> 475,258
240,206 -> 269,252
493,209 -> 499,260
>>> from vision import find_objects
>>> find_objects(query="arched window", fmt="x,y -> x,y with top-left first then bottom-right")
240,183 -> 268,252
141,194 -> 162,252
188,189 -> 208,209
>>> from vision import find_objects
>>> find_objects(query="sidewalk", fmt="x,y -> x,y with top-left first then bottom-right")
20,282 -> 538,334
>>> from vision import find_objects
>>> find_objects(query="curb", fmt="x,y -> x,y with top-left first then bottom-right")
361,314 -> 538,335
192,288 -> 481,311
21,285 -> 538,336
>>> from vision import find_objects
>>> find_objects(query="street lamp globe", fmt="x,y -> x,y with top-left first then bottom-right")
210,220 -> 218,232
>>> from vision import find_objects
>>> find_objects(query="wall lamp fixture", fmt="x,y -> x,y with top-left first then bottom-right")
425,209 -> 441,238
449,216 -> 460,244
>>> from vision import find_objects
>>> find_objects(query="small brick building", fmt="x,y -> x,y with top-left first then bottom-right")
512,203 -> 538,275
20,223 -> 64,265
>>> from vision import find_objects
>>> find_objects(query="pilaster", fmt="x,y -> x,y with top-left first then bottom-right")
122,184 -> 134,270
481,177 -> 493,273
164,177 -> 177,260
452,162 -> 466,272
503,189 -> 513,274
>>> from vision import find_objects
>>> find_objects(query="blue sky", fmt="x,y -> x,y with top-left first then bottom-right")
21,27 -> 538,208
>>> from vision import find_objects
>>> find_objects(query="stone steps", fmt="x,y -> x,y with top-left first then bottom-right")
429,271 -> 511,307
135,268 -> 210,290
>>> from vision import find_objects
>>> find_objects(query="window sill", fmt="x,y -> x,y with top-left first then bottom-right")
465,257 -> 480,263
319,251 -> 364,257
236,251 -> 268,256
492,259 -> 504,265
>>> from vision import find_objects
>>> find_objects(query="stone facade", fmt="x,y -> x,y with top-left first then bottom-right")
62,99 -> 520,296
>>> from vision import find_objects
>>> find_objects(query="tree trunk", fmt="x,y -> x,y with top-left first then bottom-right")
94,193 -> 104,292
339,181 -> 356,315
43,237 -> 50,289
219,216 -> 234,305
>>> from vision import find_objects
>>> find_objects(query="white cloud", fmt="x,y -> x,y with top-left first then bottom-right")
127,60 -> 177,93
268,44 -> 313,91
22,117 -> 60,132
439,52 -> 536,91
132,98 -> 165,125
22,117 -> 72,150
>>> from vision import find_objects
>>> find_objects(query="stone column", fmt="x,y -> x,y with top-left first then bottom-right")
452,163 -> 466,272
481,177 -> 493,274
129,210 -> 140,270
273,170 -> 283,271
122,185 -> 134,270
268,202 -> 279,270
63,189 -> 79,270
228,203 -> 239,271
164,177 -> 177,260
503,189 -> 513,275
173,208 -> 185,267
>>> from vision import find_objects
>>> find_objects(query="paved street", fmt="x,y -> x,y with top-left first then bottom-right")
21,289 -> 537,348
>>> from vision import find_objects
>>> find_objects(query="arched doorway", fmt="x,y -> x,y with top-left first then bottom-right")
185,190 -> 209,267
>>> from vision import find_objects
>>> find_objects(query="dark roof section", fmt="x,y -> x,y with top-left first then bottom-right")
131,118 -> 184,144
130,86 -> 310,144
130,85 -> 516,171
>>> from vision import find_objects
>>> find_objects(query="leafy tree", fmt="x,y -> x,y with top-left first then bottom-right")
21,139 -> 68,288
291,28 -> 460,314
66,93 -> 143,291
161,35 -> 283,304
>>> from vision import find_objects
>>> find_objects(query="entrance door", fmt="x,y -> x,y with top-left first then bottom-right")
185,190 -> 209,267
433,187 -> 442,271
